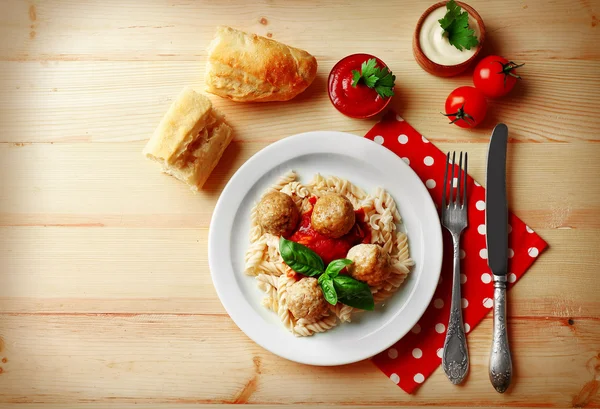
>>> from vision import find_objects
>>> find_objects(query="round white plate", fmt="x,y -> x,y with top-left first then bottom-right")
209,131 -> 443,366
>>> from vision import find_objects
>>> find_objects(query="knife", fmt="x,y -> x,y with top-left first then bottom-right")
485,123 -> 512,393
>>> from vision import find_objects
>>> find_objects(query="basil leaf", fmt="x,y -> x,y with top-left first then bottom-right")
324,258 -> 353,278
333,275 -> 375,311
320,278 -> 337,305
279,237 -> 324,277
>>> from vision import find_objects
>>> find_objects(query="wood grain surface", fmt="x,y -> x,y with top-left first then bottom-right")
1,0 -> 599,408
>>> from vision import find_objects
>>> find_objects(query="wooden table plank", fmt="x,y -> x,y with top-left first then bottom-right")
1,0 -> 598,61
0,227 -> 598,320
0,315 -> 597,406
0,142 -> 597,229
1,60 -> 599,143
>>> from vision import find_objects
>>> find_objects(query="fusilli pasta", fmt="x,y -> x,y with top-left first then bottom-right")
244,172 -> 414,336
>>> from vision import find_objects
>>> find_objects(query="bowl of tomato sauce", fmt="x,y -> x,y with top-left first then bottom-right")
328,53 -> 395,119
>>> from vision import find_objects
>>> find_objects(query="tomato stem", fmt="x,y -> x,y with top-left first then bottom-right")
441,104 -> 475,125
495,60 -> 525,87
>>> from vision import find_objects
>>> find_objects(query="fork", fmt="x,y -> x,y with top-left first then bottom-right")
440,151 -> 469,385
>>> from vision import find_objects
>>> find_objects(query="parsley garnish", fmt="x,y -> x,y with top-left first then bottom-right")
351,58 -> 395,98
438,0 -> 479,51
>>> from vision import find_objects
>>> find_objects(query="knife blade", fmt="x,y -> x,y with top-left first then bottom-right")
486,123 -> 509,276
485,123 -> 512,394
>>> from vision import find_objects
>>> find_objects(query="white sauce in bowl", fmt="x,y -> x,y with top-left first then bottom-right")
419,5 -> 481,66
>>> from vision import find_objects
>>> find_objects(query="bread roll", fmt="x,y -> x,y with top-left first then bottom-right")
205,26 -> 318,102
143,87 -> 233,191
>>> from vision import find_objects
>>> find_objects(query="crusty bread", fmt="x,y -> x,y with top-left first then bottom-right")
143,87 -> 233,191
205,26 -> 318,102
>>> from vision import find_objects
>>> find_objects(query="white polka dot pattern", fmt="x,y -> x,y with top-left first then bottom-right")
362,111 -> 547,393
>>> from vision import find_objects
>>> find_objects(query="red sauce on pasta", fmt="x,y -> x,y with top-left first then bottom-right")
289,198 -> 371,265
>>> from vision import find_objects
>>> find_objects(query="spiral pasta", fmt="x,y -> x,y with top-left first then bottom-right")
331,303 -> 354,323
244,235 -> 267,276
276,275 -> 296,333
243,172 -> 413,336
256,273 -> 279,312
267,170 -> 297,193
294,314 -> 338,337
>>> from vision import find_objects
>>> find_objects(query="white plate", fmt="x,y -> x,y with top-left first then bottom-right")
209,131 -> 443,366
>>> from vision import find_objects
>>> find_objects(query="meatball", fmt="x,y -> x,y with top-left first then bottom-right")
287,277 -> 328,321
311,193 -> 355,238
347,244 -> 391,287
256,191 -> 300,236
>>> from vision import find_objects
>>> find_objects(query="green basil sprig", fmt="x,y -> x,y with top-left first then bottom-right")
279,236 -> 324,277
279,237 -> 374,311
319,276 -> 338,305
332,275 -> 374,311
324,259 -> 352,278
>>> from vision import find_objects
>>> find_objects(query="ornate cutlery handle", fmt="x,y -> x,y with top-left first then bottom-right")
489,275 -> 512,393
442,236 -> 469,384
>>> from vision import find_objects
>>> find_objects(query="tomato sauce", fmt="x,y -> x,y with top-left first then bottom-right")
289,198 -> 371,265
327,53 -> 391,118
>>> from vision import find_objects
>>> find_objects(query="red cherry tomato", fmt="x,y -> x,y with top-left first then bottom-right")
473,56 -> 524,98
443,86 -> 487,128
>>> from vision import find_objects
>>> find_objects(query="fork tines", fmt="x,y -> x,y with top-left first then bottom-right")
442,151 -> 468,210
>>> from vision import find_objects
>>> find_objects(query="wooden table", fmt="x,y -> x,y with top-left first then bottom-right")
1,0 -> 599,407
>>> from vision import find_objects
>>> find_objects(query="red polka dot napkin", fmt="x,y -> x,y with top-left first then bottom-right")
365,111 -> 548,394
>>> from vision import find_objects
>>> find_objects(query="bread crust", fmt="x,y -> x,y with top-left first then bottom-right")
205,26 -> 317,102
143,87 -> 233,190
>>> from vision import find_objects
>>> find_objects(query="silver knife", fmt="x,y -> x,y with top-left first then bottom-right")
485,123 -> 512,393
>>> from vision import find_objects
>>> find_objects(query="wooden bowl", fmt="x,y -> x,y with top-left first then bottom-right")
413,1 -> 486,77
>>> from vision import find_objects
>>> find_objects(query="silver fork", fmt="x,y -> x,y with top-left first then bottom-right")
441,151 -> 469,385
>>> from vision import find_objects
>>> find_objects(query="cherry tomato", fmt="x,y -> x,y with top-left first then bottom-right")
473,56 -> 524,98
442,86 -> 487,128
